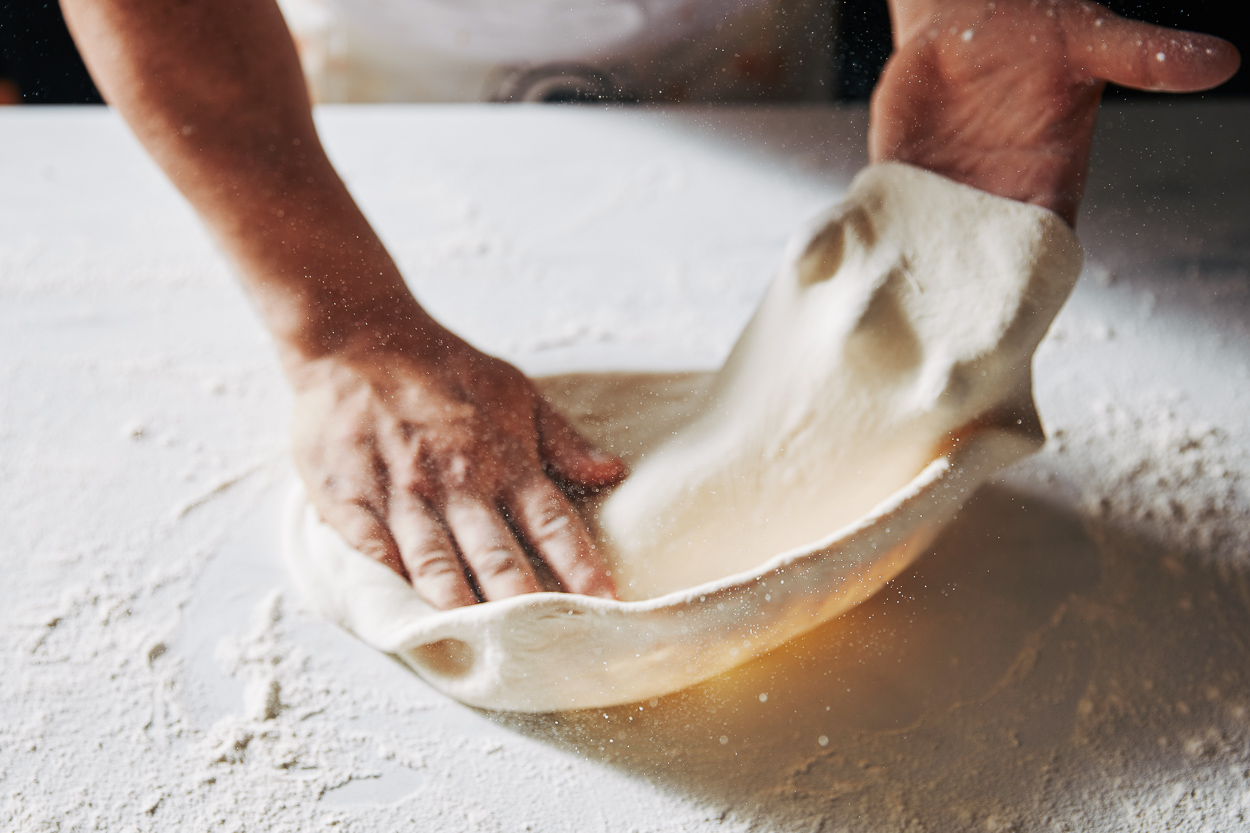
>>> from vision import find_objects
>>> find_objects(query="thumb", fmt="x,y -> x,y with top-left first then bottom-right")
535,398 -> 628,488
1069,7 -> 1240,93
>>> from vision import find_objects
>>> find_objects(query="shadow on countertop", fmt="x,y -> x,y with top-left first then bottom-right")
491,480 -> 1250,830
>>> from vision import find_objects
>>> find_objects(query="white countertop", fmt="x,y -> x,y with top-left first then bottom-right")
2,102 -> 1249,831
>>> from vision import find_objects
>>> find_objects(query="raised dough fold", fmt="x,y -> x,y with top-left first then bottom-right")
599,162 -> 1082,598
285,162 -> 1083,712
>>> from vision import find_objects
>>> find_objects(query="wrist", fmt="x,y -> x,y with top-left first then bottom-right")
208,180 -> 450,368
270,288 -> 448,371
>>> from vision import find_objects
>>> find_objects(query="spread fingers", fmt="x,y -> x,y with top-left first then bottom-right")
506,476 -> 617,599
442,496 -> 543,601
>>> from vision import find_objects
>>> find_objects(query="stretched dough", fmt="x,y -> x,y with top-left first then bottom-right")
284,163 -> 1083,712
599,162 -> 1078,598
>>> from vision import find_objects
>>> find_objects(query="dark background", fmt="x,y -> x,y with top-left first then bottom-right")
0,0 -> 1246,104
0,1 -> 101,103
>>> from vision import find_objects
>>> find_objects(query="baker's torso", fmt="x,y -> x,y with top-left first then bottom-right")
278,0 -> 832,102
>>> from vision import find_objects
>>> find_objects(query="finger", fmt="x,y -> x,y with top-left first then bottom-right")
315,494 -> 407,579
388,490 -> 478,610
302,446 -> 408,577
505,476 -> 617,599
442,495 -> 543,601
1068,6 -> 1240,92
535,398 -> 627,488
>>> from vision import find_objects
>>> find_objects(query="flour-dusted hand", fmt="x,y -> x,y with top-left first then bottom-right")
287,319 -> 626,609
62,0 -> 626,610
872,0 -> 1240,224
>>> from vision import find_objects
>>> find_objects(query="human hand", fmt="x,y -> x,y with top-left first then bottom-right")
61,0 -> 630,609
287,314 -> 627,609
870,0 -> 1240,224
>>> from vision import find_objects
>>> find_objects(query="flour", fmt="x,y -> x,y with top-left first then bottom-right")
1070,397 -> 1249,560
5,103 -> 1250,832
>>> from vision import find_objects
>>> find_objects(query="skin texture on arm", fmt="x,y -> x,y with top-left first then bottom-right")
872,0 -> 1240,224
60,0 -> 626,609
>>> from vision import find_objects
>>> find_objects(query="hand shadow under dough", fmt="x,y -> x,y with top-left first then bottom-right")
489,373 -> 1107,829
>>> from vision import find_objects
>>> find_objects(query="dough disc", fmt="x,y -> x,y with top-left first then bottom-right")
284,163 -> 1083,712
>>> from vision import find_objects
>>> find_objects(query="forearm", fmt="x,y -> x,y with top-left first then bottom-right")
60,0 -> 430,363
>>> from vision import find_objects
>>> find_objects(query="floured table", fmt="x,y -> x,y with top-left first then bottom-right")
3,103 -> 1249,831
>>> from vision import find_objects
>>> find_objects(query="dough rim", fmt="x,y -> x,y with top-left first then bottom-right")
284,423 -> 1037,712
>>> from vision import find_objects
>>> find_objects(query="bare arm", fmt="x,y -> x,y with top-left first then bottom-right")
62,0 -> 625,608
872,0 -> 1240,224
60,0 -> 411,354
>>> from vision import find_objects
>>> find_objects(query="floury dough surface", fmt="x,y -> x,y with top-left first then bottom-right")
287,163 -> 1082,711
599,163 -> 1081,599
4,104 -> 1250,831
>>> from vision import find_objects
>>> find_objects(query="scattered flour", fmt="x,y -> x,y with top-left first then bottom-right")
5,104 -> 1250,832
1061,396 -> 1249,562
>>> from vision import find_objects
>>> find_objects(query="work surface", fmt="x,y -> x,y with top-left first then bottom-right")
3,103 -> 1249,831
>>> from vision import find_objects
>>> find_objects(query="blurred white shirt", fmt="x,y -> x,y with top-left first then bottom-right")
278,0 -> 831,102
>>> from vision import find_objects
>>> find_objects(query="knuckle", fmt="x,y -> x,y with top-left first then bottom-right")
336,519 -> 396,567
354,538 -> 393,565
531,506 -> 574,544
473,547 -> 525,580
410,551 -> 464,582
520,488 -> 577,539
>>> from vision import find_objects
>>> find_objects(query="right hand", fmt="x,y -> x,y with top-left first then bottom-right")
287,315 -> 627,610
871,0 -> 1240,224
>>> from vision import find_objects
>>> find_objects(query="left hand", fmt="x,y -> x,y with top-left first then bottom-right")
870,0 -> 1240,224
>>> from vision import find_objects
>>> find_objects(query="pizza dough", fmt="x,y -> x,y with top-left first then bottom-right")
599,163 -> 1083,599
284,162 -> 1083,712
